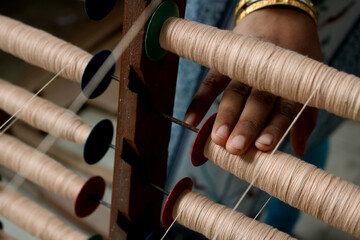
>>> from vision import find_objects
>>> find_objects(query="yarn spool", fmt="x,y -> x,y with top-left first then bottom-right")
0,79 -> 113,164
0,230 -> 16,240
162,178 -> 295,240
0,15 -> 116,99
0,134 -> 105,218
0,183 -> 103,240
145,1 -> 360,121
191,114 -> 360,237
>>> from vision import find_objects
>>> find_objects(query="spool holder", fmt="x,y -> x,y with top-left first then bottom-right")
75,176 -> 106,218
82,50 -> 116,99
145,0 -> 180,61
191,113 -> 217,167
110,0 -> 187,238
161,177 -> 193,228
88,234 -> 103,240
83,119 -> 114,164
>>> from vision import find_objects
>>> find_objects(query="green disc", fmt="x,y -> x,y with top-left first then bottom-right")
88,234 -> 103,240
145,0 -> 179,61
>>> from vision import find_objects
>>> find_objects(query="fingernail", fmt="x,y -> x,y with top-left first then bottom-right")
256,134 -> 273,146
215,125 -> 229,140
185,113 -> 196,125
229,135 -> 246,151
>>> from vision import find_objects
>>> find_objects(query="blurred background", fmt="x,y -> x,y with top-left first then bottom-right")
0,0 -> 359,239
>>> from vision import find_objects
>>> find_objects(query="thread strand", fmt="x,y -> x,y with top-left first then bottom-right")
0,79 -> 91,145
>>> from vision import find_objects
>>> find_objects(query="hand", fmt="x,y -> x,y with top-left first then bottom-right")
185,7 -> 322,157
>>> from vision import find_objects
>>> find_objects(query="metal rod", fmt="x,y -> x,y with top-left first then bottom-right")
89,194 -> 111,208
99,199 -> 112,209
159,112 -> 199,133
150,183 -> 170,196
109,73 -> 199,133
109,143 -> 116,150
111,74 -> 120,81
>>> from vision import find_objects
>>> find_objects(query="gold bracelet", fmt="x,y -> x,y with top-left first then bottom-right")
234,0 -> 250,17
234,0 -> 317,26
234,0 -> 251,24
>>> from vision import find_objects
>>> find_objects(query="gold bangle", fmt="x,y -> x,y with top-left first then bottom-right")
234,0 -> 251,24
235,0 -> 317,26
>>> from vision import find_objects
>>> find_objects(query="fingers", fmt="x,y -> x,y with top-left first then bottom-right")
290,107 -> 318,157
211,80 -> 251,146
185,70 -> 230,126
254,99 -> 316,157
224,89 -> 277,155
186,72 -> 317,157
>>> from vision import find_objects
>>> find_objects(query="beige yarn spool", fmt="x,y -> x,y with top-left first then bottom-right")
159,17 -> 360,121
0,134 -> 85,201
203,137 -> 360,237
0,79 -> 91,145
0,230 -> 16,240
173,190 -> 295,240
0,184 -> 88,240
0,15 -> 91,83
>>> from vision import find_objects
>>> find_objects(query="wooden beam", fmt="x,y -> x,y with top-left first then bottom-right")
110,0 -> 186,239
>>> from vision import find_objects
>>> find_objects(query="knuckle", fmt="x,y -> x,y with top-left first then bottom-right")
266,124 -> 284,136
202,78 -> 219,90
251,90 -> 275,105
202,73 -> 223,90
238,119 -> 259,134
226,82 -> 250,97
219,107 -> 240,121
277,100 -> 299,120
190,97 -> 210,109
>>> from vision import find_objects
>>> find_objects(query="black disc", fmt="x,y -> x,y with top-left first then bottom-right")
145,229 -> 165,240
84,0 -> 117,21
83,119 -> 114,164
82,50 -> 115,99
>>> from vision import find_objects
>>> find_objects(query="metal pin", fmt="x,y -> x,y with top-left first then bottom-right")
150,183 -> 170,196
89,194 -> 111,208
109,143 -> 116,150
159,112 -> 199,133
99,199 -> 112,209
111,74 -> 120,81
109,72 -> 199,133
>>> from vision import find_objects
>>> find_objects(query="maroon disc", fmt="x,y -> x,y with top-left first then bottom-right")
191,113 -> 217,167
161,177 -> 193,228
75,176 -> 106,218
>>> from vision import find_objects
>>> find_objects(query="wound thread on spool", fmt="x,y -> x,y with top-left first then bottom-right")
0,15 -> 91,83
0,79 -> 91,145
0,183 -> 91,240
173,190 -> 295,239
203,138 -> 360,237
0,134 -> 106,217
159,17 -> 360,121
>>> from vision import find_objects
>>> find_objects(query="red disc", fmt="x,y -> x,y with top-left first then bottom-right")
75,176 -> 106,218
191,113 -> 217,167
161,177 -> 193,228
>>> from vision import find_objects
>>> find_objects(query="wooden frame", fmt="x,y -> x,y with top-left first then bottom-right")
110,0 -> 186,239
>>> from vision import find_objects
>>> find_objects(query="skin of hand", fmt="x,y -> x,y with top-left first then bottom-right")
184,7 -> 322,157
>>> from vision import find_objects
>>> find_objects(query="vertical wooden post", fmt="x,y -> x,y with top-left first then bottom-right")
110,0 -> 186,239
